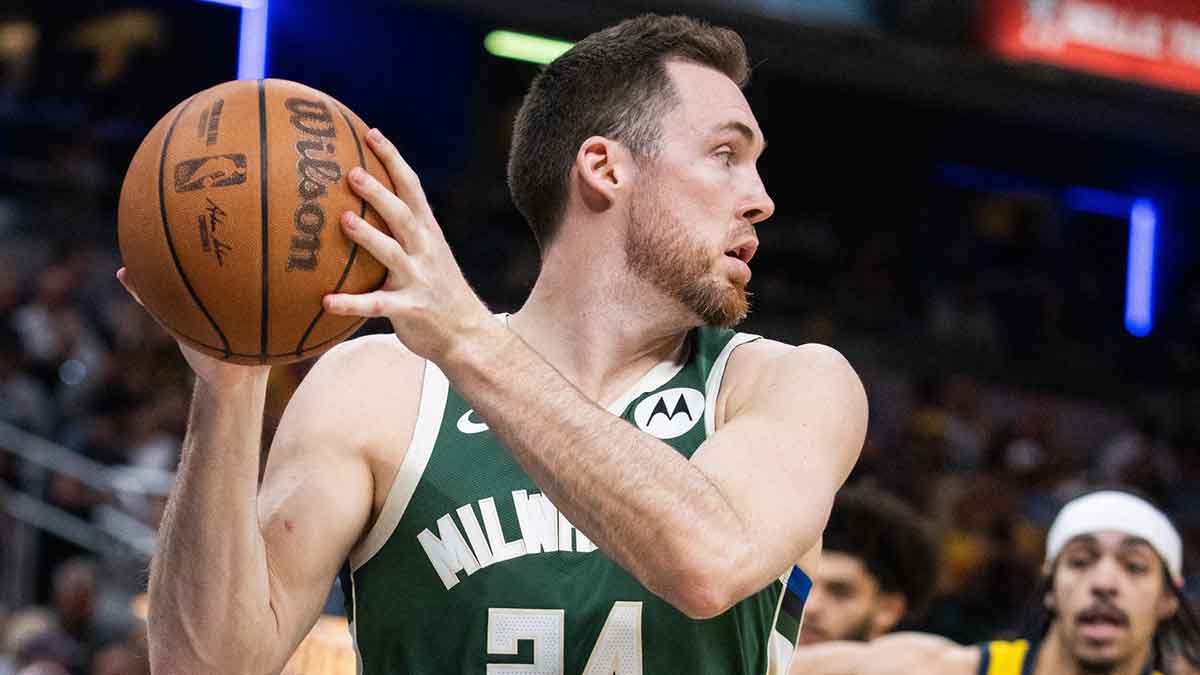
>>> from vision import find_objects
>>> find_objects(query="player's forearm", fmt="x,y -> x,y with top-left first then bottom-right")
148,375 -> 281,674
439,323 -> 748,618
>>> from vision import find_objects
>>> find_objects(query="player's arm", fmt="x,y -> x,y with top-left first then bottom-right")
788,633 -> 982,675
147,337 -> 419,675
444,335 -> 864,619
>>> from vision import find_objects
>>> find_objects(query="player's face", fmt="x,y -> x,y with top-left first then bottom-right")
1049,532 -> 1178,671
800,551 -> 902,644
624,59 -> 774,328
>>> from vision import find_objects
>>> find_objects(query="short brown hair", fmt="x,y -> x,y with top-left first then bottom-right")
506,14 -> 749,251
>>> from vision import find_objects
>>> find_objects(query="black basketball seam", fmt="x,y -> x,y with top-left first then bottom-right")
180,317 -> 366,357
258,79 -> 269,364
157,95 -> 233,357
294,102 -> 371,356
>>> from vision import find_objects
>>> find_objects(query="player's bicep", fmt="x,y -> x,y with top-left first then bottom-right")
257,423 -> 373,648
692,344 -> 867,578
252,342 -> 397,652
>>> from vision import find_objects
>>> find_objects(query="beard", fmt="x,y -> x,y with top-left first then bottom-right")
1075,656 -> 1120,674
624,179 -> 750,328
840,614 -> 877,642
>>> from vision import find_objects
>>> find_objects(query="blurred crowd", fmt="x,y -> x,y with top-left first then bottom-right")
3,200 -> 1199,673
2,3 -> 1200,675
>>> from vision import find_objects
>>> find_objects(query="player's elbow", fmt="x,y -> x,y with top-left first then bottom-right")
665,558 -> 745,619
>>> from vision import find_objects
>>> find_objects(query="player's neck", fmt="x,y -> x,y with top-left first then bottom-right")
1036,626 -> 1152,675
510,247 -> 693,405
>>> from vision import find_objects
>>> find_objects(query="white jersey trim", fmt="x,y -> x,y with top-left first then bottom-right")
349,359 -> 449,571
604,357 -> 686,417
704,332 -> 761,438
350,575 -> 364,675
765,569 -> 797,675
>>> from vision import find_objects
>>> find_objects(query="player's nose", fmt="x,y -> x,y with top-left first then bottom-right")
739,174 -> 774,225
1089,557 -> 1123,594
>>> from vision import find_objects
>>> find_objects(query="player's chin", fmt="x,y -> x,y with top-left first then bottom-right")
1072,640 -> 1127,668
709,289 -> 751,328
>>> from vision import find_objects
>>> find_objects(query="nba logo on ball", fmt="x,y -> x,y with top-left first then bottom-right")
634,388 -> 705,439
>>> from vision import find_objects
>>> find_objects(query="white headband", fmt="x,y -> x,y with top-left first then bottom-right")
1044,491 -> 1182,585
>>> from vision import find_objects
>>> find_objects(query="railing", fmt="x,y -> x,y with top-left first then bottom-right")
0,420 -> 171,607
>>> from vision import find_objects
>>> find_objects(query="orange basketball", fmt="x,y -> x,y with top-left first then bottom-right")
118,79 -> 393,364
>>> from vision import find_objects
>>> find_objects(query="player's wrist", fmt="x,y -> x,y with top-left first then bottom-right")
436,309 -> 516,379
190,361 -> 271,399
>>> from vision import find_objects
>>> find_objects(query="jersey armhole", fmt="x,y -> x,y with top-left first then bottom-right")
703,332 -> 761,438
348,359 -> 449,571
976,643 -> 992,675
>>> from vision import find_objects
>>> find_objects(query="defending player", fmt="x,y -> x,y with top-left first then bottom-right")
797,485 -> 938,646
789,490 -> 1200,675
124,13 -> 867,675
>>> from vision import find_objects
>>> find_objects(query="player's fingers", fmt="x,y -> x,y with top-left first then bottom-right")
340,211 -> 414,280
365,129 -> 433,223
323,289 -> 401,318
347,166 -> 423,253
115,268 -> 144,307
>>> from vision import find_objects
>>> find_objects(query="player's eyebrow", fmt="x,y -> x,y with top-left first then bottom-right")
712,121 -> 767,151
1118,536 -> 1156,555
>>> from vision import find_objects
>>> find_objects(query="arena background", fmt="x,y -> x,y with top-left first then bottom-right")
1,1 -> 1199,673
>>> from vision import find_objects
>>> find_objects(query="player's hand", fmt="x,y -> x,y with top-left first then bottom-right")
116,267 -> 270,388
323,129 -> 495,363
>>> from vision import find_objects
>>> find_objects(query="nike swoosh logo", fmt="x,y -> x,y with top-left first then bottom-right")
457,409 -> 489,434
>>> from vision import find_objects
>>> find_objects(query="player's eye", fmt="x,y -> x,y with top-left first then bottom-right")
1124,560 -> 1150,575
1066,554 -> 1094,569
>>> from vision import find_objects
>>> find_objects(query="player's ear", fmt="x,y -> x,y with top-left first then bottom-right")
872,592 -> 907,636
573,136 -> 631,212
1156,576 -> 1180,622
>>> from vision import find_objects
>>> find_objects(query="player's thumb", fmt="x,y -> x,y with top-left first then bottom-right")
116,267 -> 145,307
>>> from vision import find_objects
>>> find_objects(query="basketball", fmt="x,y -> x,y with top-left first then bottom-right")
118,79 -> 393,364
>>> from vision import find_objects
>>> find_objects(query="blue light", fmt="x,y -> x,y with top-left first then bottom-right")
194,0 -> 268,79
237,0 -> 269,80
1124,200 -> 1157,338
1063,187 -> 1134,218
937,163 -> 1039,194
194,0 -> 264,8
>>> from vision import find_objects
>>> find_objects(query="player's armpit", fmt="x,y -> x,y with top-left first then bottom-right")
789,632 -> 980,675
689,342 -> 867,612
254,335 -> 424,670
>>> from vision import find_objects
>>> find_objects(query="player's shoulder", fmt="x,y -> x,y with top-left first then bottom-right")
312,333 -> 424,378
729,338 -> 854,370
283,333 -> 426,443
724,338 -> 863,402
875,633 -> 982,675
790,632 -> 979,675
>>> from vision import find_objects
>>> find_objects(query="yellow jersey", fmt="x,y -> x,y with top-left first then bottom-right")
978,640 -> 1164,675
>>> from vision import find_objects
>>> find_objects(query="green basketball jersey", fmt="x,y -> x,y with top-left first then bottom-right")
340,325 -> 810,674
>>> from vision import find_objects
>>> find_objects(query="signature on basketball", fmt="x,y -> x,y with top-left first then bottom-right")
198,197 -> 234,266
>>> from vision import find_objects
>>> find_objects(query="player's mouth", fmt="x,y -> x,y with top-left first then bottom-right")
1076,605 -> 1129,642
723,238 -> 758,283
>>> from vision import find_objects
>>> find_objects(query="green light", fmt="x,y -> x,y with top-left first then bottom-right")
484,30 -> 573,65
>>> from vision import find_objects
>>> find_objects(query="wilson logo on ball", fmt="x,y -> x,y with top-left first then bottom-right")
173,154 -> 247,192
286,97 -> 342,272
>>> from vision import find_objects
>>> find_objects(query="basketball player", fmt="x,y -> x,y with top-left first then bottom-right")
789,490 -> 1200,675
121,14 -> 868,674
796,486 -> 938,647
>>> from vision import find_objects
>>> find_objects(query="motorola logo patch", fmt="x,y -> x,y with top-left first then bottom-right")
633,388 -> 705,439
